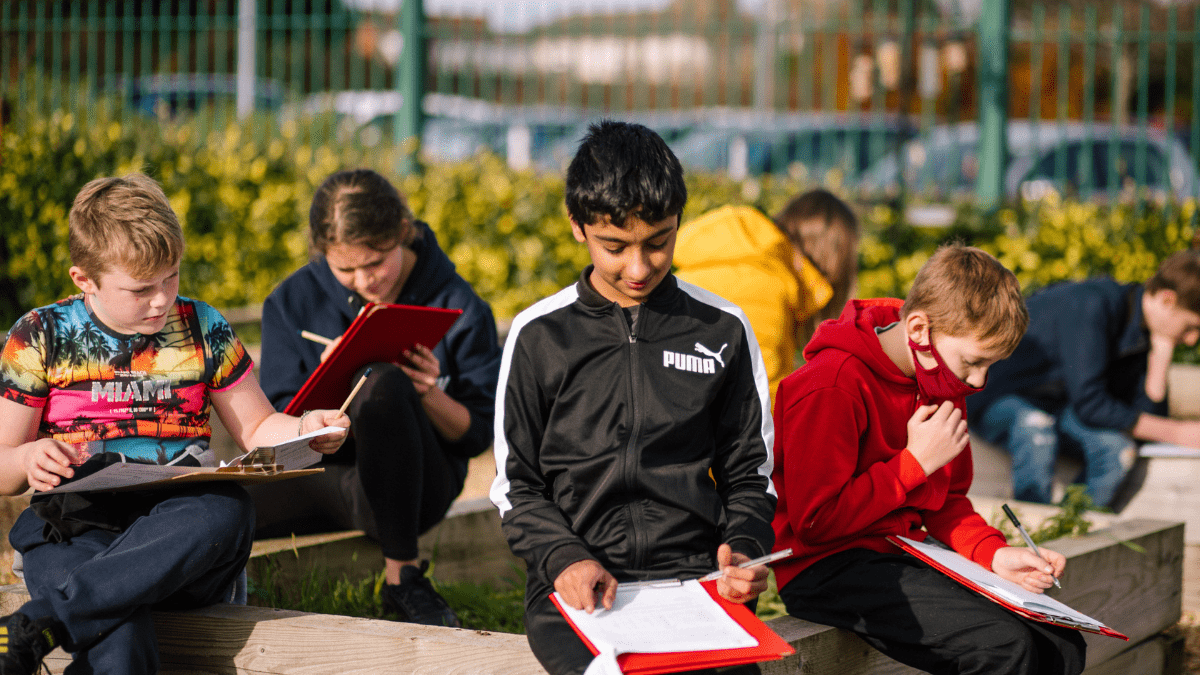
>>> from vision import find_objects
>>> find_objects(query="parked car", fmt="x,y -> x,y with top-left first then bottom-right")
666,110 -> 916,182
859,120 -> 1200,203
111,74 -> 285,118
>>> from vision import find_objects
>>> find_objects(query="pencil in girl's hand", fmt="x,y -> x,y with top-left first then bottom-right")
299,329 -> 335,346
338,368 -> 373,415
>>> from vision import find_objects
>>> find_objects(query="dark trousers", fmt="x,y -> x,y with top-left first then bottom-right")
9,482 -> 255,675
779,548 -> 1087,675
248,363 -> 464,561
524,587 -> 763,675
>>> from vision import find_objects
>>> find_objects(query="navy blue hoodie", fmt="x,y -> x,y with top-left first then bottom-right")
260,222 -> 502,468
968,277 -> 1168,431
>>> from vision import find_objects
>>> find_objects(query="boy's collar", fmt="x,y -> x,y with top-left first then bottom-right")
1119,285 -> 1150,357
575,266 -> 678,309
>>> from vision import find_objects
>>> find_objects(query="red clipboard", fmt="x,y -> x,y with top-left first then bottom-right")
887,535 -> 1128,641
550,579 -> 795,674
283,303 -> 462,415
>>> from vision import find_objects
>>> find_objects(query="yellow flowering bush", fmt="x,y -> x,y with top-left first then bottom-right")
2,78 -> 1196,334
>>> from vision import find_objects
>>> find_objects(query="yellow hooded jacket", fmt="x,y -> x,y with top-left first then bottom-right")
674,205 -> 833,404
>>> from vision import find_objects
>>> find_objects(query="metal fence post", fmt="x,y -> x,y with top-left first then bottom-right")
397,0 -> 425,175
976,0 -> 1009,210
236,0 -> 256,120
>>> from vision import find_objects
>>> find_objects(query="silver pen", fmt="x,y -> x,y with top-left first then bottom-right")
700,548 -> 794,582
1002,503 -> 1062,589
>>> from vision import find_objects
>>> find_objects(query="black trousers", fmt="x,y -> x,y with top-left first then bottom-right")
248,363 -> 465,561
524,587 -> 763,675
779,548 -> 1087,675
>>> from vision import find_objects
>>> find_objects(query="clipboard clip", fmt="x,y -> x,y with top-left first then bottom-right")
219,446 -> 280,473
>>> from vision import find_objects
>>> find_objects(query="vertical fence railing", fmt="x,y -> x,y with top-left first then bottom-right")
0,0 -> 1196,205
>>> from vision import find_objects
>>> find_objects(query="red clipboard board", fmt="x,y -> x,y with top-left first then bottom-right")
550,579 -> 795,674
284,303 -> 462,415
887,535 -> 1128,641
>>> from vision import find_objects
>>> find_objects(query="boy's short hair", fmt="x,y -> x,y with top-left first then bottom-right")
902,243 -> 1028,353
773,188 -> 859,288
565,120 -> 687,228
69,173 -> 185,281
309,168 -> 418,254
1146,249 -> 1200,315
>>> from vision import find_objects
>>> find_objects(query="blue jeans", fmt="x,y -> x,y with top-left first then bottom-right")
975,395 -> 1137,507
9,482 -> 255,675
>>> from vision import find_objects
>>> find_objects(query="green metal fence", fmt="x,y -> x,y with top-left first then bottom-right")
1,0 -> 1197,204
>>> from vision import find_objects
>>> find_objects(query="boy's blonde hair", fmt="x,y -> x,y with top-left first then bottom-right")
68,173 -> 184,282
902,243 -> 1028,352
1146,249 -> 1200,314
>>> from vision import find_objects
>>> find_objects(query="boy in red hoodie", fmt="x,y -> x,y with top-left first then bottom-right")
771,244 -> 1087,674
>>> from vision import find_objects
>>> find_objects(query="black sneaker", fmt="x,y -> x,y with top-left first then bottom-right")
381,561 -> 461,628
0,612 -> 63,675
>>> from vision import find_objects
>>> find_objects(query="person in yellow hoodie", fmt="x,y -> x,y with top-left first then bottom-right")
675,189 -> 858,404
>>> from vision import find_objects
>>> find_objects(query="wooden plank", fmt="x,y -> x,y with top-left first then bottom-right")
3,595 -> 546,675
759,617 -> 920,675
1118,458 -> 1200,545
1185,544 -> 1200,615
1047,520 -> 1184,665
1,518 -> 1181,674
1080,633 -> 1185,675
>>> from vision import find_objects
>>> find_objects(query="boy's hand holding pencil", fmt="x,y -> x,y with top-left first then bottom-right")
712,543 -> 771,604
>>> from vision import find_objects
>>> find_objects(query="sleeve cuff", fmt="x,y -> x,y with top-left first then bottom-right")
893,449 -> 929,491
726,536 -> 766,561
544,543 -> 597,586
970,534 -> 1009,571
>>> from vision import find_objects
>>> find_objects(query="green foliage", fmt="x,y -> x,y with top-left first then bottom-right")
856,200 -> 1199,301
3,72 -> 1199,336
246,556 -> 528,633
754,573 -> 788,622
247,556 -> 386,618
990,486 -> 1095,547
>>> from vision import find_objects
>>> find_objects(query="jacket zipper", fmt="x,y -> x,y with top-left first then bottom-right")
619,305 -> 646,570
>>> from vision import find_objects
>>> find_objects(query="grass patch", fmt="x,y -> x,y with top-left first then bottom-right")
246,556 -> 527,633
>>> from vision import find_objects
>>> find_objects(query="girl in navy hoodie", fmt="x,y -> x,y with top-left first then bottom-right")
253,169 -> 502,627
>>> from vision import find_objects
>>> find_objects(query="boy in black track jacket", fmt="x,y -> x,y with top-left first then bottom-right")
490,121 -> 777,675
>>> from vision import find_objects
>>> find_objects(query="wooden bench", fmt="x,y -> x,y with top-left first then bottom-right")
2,515 -> 1183,674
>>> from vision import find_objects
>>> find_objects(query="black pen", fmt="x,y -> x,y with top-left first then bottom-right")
1002,503 -> 1061,589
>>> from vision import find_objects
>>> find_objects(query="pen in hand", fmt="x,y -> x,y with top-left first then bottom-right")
700,548 -> 793,582
1002,503 -> 1061,589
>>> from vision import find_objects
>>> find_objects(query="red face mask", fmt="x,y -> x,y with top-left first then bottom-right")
908,331 -> 984,402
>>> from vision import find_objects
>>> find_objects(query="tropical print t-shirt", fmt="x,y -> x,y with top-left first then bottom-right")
0,294 -> 253,464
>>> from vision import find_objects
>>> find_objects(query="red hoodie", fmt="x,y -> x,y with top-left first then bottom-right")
771,298 -> 1007,591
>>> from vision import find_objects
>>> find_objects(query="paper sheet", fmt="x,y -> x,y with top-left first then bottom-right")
1139,443 -> 1200,458
222,426 -> 338,470
555,579 -> 758,656
41,427 -> 340,494
895,536 -> 1103,629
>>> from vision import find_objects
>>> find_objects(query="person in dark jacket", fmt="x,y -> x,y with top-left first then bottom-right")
969,250 -> 1200,508
254,169 -> 502,627
490,121 -> 777,675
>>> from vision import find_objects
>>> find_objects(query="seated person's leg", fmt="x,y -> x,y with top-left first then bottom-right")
1058,406 -> 1138,508
778,548 -> 1086,675
348,363 -> 465,626
65,607 -> 158,675
13,483 -> 253,658
976,395 -> 1060,504
524,589 -> 599,675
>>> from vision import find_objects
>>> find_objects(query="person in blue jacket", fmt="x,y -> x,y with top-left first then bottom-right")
969,250 -> 1200,508
254,168 -> 502,627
